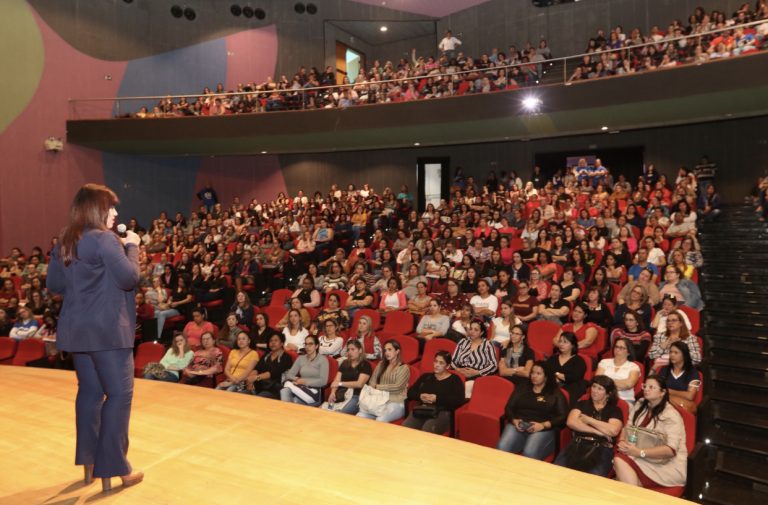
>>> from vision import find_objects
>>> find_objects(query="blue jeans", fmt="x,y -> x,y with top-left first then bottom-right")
356,402 -> 405,422
496,423 -> 555,460
321,395 -> 360,415
143,372 -> 180,383
155,308 -> 180,337
72,349 -> 134,478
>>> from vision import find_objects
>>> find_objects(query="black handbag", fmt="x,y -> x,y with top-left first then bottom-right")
412,404 -> 439,419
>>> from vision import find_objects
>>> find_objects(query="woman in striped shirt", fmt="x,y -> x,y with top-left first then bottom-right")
451,318 -> 498,397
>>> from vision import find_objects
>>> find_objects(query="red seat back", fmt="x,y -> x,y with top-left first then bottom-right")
134,342 -> 166,377
269,289 -> 293,308
379,310 -> 415,337
387,334 -> 420,364
11,339 -> 46,366
527,320 -> 561,358
677,305 -> 700,335
465,376 -> 514,417
419,339 -> 457,374
0,337 -> 18,363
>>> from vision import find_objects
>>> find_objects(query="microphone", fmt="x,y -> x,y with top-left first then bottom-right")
116,223 -> 127,238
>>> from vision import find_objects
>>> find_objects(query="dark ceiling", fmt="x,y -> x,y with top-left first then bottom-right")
327,19 -> 436,46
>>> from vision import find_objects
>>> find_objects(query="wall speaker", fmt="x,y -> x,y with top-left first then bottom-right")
254,8 -> 265,19
294,3 -> 305,14
231,5 -> 242,16
184,7 -> 196,20
306,3 -> 317,14
170,5 -> 183,18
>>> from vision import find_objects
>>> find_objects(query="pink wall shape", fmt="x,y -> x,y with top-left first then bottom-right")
0,8 -> 127,254
348,0 -> 491,17
225,24 -> 278,90
195,155 -> 288,213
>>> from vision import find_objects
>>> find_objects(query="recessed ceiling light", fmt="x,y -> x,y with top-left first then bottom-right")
601,126 -> 608,131
413,142 -> 420,146
380,26 -> 388,32
260,150 -> 268,154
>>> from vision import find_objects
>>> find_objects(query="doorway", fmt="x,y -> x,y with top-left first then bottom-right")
417,157 -> 450,213
335,42 -> 365,84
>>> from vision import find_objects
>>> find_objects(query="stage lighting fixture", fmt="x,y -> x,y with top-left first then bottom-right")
306,3 -> 317,14
522,96 -> 542,112
254,8 -> 266,19
243,6 -> 254,18
294,3 -> 306,14
231,5 -> 242,16
184,7 -> 196,20
170,5 -> 183,18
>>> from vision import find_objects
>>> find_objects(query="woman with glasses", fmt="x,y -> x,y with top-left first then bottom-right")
648,310 -> 701,369
610,309 -> 653,360
613,283 -> 652,330
498,325 -> 535,386
596,337 -> 641,406
659,265 -> 703,310
280,335 -> 329,407
614,375 -> 688,490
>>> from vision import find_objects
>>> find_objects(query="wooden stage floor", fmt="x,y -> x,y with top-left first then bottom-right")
0,367 -> 690,504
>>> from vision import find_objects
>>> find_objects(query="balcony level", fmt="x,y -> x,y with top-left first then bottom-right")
66,51 -> 768,156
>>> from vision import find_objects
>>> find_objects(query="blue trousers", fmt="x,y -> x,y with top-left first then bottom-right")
73,349 -> 134,478
496,423 -> 555,460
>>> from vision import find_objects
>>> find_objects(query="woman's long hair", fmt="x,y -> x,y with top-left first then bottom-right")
376,338 -> 401,383
59,184 -> 118,265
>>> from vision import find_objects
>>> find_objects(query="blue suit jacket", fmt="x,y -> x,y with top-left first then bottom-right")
47,229 -> 140,352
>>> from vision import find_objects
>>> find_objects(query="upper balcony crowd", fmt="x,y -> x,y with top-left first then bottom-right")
120,2 -> 768,118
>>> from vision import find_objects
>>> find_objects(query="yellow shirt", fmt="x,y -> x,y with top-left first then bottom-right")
226,348 -> 260,381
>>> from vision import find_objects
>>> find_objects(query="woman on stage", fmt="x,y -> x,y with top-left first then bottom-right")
47,184 -> 144,492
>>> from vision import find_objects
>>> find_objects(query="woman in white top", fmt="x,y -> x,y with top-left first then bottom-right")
318,319 -> 344,357
282,309 -> 308,352
469,279 -> 498,319
490,298 -> 522,348
596,337 -> 641,405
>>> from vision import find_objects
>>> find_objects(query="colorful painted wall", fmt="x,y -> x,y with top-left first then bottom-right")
0,0 -> 287,254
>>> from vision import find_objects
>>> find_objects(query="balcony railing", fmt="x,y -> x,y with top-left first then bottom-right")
68,19 -> 767,120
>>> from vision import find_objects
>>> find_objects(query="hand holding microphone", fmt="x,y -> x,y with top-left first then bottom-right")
117,224 -> 140,247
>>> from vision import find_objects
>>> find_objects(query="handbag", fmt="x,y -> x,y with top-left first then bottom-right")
358,384 -> 390,417
142,362 -> 168,379
562,436 -> 611,472
412,404 -> 439,419
326,387 -> 354,412
622,425 -> 668,450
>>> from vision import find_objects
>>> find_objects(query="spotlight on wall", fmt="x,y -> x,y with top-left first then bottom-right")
170,5 -> 183,18
231,5 -> 242,16
521,96 -> 542,112
306,3 -> 317,14
243,6 -> 254,17
294,2 -> 306,14
254,8 -> 266,19
184,7 -> 196,20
